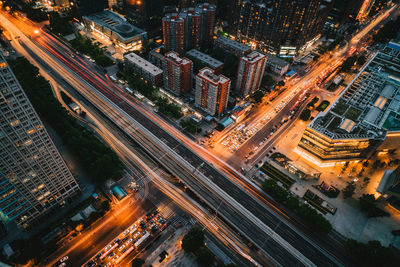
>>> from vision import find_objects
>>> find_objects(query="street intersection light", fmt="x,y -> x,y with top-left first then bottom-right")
33,29 -> 40,35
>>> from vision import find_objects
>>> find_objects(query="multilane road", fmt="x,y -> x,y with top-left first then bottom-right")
0,12 -> 348,266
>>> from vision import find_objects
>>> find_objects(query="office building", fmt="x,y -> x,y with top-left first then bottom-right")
186,49 -> 224,74
265,54 -> 290,76
0,56 -> 80,228
82,10 -> 147,51
231,0 -> 332,56
162,52 -> 193,95
235,51 -> 266,96
162,3 -> 216,54
124,53 -> 163,86
215,36 -> 252,57
195,67 -> 230,115
297,40 -> 400,164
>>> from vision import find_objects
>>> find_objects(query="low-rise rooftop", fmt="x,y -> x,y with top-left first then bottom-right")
124,53 -> 163,76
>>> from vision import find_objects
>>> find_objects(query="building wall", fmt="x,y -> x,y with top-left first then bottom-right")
162,15 -> 186,55
0,57 -> 80,228
298,126 -> 379,161
232,0 -> 332,56
162,52 -> 193,95
235,52 -> 266,96
195,68 -> 230,115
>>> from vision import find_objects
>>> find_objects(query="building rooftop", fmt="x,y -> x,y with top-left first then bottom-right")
165,51 -> 192,66
83,10 -> 145,40
308,40 -> 400,140
266,54 -> 290,68
198,67 -> 229,84
124,53 -> 163,76
243,51 -> 266,63
186,49 -> 223,69
215,36 -> 251,53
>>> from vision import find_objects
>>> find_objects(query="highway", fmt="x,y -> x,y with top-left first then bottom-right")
1,10 -> 347,266
3,7 -> 396,266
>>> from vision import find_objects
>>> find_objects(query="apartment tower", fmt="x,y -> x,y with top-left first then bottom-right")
162,51 -> 193,95
0,56 -> 80,228
195,67 -> 230,115
235,51 -> 267,96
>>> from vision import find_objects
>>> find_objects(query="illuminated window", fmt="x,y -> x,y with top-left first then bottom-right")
10,120 -> 20,127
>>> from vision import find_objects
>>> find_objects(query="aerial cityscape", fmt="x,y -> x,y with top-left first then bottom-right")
0,0 -> 400,266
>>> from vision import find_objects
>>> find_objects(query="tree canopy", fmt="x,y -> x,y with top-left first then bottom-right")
182,227 -> 205,253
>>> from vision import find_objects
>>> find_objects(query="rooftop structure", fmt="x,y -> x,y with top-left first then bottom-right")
297,40 -> 400,163
186,49 -> 224,73
82,10 -> 147,51
124,53 -> 163,86
215,36 -> 252,56
265,53 -> 290,76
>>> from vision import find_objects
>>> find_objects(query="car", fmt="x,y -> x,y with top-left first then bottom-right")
58,263 -> 66,267
126,238 -> 133,244
118,244 -> 126,251
123,229 -> 130,236
60,256 -> 69,262
122,237 -> 129,242
96,252 -> 102,259
114,238 -> 120,244
105,245 -> 112,251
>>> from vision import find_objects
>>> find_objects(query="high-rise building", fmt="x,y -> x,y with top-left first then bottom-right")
179,8 -> 202,51
0,56 -> 80,228
231,0 -> 332,56
195,3 -> 216,47
162,51 -> 193,95
162,13 -> 186,55
162,3 -> 216,54
195,67 -> 230,115
235,51 -> 266,96
328,0 -> 375,24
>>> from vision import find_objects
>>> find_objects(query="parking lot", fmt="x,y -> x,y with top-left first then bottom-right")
84,209 -> 167,267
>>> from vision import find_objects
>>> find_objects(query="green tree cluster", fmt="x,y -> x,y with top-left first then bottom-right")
155,97 -> 183,119
343,182 -> 356,199
123,70 -> 183,119
373,16 -> 400,44
210,47 -> 239,79
262,179 -> 332,233
300,109 -> 311,121
69,34 -> 113,67
262,74 -> 276,88
253,90 -> 265,103
359,194 -> 388,217
48,12 -> 73,36
345,239 -> 400,267
9,57 -> 124,183
180,119 -> 201,134
182,227 -> 215,266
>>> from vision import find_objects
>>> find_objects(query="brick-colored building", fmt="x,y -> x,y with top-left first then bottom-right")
235,51 -> 266,96
195,67 -> 230,116
162,51 -> 193,95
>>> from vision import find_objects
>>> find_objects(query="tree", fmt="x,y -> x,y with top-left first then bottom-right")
182,227 -> 205,253
343,181 -> 356,199
359,194 -> 377,216
262,75 -> 275,87
253,90 -> 264,103
131,258 -> 145,267
48,12 -> 73,36
357,55 -> 367,66
300,109 -> 311,121
345,239 -> 400,267
340,55 -> 358,72
196,247 -> 215,266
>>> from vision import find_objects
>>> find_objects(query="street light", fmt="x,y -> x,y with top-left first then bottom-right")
33,29 -> 40,35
